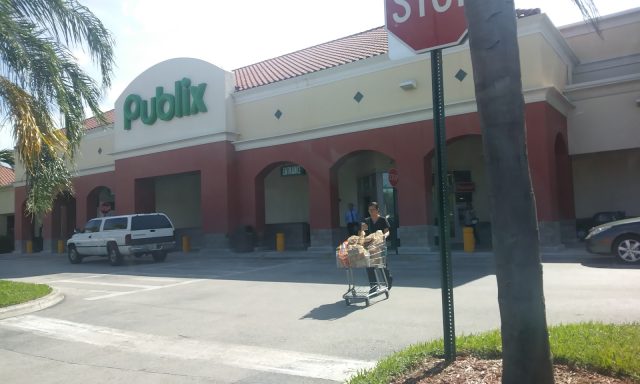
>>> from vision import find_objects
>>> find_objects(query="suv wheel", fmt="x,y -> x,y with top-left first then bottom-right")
108,243 -> 123,266
152,251 -> 167,262
68,246 -> 83,264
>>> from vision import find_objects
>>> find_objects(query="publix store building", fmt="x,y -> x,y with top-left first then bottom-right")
12,9 -> 640,253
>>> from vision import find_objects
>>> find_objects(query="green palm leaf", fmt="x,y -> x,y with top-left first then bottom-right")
0,0 -> 114,216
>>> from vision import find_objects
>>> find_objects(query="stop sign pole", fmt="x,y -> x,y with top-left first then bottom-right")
385,0 -> 468,362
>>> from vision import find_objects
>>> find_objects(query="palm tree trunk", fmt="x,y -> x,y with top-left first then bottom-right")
464,1 -> 554,383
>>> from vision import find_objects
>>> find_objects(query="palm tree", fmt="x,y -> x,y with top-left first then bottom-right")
0,0 -> 114,216
464,1 -> 598,383
0,149 -> 14,168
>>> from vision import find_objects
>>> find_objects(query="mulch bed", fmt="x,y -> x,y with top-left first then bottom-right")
391,356 -> 636,384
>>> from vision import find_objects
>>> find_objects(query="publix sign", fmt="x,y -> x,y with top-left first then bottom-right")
123,77 -> 207,130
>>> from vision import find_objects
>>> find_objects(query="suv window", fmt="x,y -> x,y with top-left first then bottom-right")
103,217 -> 128,231
131,215 -> 172,230
84,219 -> 102,233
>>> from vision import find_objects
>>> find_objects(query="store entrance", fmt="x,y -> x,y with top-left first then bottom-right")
356,171 -> 399,249
435,170 -> 476,245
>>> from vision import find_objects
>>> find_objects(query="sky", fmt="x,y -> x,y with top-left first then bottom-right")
0,0 -> 638,149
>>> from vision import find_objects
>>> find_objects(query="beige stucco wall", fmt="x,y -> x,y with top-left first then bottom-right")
234,31 -> 568,143
567,82 -> 640,155
572,148 -> 640,218
0,187 -> 14,214
562,15 -> 640,63
12,127 -> 116,183
75,128 -> 116,171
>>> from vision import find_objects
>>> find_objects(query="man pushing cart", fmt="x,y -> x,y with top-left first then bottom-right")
336,202 -> 392,306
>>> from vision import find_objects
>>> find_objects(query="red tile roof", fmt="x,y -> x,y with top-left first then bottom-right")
83,109 -> 115,131
86,27 -> 389,129
0,165 -> 14,187
234,26 -> 388,91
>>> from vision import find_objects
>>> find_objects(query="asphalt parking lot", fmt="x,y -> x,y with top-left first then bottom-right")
0,248 -> 638,383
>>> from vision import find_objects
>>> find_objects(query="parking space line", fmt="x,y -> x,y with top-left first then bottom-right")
85,279 -> 204,301
50,280 -> 158,289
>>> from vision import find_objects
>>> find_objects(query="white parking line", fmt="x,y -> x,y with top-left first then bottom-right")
50,280 -> 158,289
0,315 -> 374,382
85,279 -> 204,301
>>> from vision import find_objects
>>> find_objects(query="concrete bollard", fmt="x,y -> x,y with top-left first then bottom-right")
182,235 -> 190,253
276,232 -> 285,252
463,226 -> 475,253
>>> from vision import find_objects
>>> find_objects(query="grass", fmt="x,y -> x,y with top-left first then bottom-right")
0,280 -> 52,308
346,322 -> 640,383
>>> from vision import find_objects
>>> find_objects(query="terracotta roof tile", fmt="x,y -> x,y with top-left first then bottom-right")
83,109 -> 115,131
233,26 -> 388,91
0,165 -> 15,187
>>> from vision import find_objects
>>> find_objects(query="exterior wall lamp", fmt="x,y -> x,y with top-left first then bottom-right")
399,80 -> 417,90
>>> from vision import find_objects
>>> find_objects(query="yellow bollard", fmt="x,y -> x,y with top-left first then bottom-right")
463,226 -> 475,253
276,232 -> 285,252
57,240 -> 65,254
182,235 -> 190,253
26,240 -> 33,254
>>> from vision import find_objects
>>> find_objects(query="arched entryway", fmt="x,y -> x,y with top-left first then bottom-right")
86,186 -> 115,221
255,161 -> 310,250
333,150 -> 397,246
426,135 -> 491,249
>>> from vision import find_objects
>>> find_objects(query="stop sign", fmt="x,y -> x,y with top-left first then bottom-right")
388,168 -> 399,187
385,0 -> 468,53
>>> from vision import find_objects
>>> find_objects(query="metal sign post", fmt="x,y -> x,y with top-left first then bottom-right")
385,0 -> 468,363
431,49 -> 455,361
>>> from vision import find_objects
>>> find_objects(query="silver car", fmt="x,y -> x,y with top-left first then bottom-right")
585,217 -> 640,263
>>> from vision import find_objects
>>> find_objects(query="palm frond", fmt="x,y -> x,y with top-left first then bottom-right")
0,149 -> 15,167
571,0 -> 601,35
0,0 -> 115,216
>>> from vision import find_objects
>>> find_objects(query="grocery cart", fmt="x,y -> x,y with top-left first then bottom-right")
336,242 -> 389,306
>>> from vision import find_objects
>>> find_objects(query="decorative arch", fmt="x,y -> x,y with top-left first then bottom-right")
86,186 -> 115,221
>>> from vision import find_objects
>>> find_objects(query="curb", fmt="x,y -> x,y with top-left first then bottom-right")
0,287 -> 64,320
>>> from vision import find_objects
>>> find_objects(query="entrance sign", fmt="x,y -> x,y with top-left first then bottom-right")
385,0 -> 468,53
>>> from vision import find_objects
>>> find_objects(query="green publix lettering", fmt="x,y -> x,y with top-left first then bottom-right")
123,78 -> 207,130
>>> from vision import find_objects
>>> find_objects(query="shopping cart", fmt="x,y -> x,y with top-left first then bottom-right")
336,242 -> 389,306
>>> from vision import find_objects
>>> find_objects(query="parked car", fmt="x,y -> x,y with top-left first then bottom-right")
584,216 -> 640,263
67,213 -> 176,266
576,211 -> 626,240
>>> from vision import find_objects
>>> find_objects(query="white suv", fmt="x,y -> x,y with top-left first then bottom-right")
67,213 -> 176,266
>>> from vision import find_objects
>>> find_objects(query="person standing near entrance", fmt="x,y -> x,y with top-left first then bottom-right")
98,201 -> 114,217
463,203 -> 479,244
345,203 -> 360,236
360,201 -> 393,292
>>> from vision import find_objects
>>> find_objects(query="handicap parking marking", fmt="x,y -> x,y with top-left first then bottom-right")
0,315 -> 375,382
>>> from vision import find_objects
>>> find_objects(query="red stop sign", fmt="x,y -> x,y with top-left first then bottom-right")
388,168 -> 399,187
385,0 -> 468,53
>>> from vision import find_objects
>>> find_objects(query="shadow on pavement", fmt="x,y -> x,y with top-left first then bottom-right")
299,300 -> 365,320
3,248 -> 627,289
